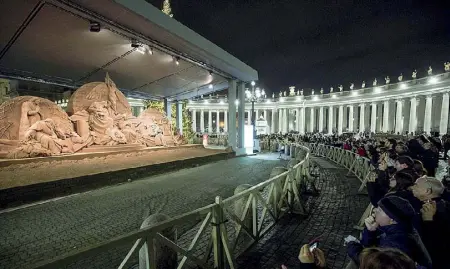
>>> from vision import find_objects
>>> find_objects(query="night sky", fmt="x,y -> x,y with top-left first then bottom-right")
147,0 -> 450,95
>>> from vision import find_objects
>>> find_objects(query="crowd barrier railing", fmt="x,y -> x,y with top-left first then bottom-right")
32,144 -> 312,269
301,142 -> 374,229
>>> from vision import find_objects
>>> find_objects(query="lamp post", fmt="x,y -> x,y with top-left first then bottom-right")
245,81 -> 266,138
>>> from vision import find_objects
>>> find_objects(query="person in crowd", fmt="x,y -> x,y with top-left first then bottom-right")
443,134 -> 450,160
347,196 -> 431,268
421,142 -> 439,177
357,143 -> 367,157
344,140 -> 352,151
367,156 -> 418,207
395,142 -> 409,156
359,248 -> 417,269
413,160 -> 427,177
410,176 -> 450,269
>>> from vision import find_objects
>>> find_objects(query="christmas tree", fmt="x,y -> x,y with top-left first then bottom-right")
143,100 -> 194,142
162,0 -> 173,18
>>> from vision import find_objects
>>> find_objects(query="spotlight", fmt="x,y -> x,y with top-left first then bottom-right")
136,46 -> 145,54
174,57 -> 180,65
131,40 -> 140,48
251,81 -> 256,86
149,47 -> 153,55
89,21 -> 101,32
208,84 -> 213,89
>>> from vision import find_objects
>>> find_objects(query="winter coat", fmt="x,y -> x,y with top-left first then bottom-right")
420,198 -> 450,269
347,224 -> 432,268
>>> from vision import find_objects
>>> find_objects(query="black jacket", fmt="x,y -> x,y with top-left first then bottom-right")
347,224 -> 431,268
420,198 -> 450,269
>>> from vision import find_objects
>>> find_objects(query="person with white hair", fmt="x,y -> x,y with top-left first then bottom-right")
410,176 -> 450,269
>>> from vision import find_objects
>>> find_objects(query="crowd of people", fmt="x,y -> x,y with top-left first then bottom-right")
258,132 -> 450,269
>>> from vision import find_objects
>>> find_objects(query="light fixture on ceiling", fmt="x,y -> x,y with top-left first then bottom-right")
136,46 -> 146,54
89,21 -> 101,32
174,57 -> 180,65
209,71 -> 213,76
208,84 -> 213,89
149,47 -> 153,55
131,40 -> 140,48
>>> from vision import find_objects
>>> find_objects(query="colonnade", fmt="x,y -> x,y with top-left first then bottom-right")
190,91 -> 450,135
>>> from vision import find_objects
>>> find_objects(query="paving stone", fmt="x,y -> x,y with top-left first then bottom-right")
236,157 -> 369,269
0,154 -> 286,269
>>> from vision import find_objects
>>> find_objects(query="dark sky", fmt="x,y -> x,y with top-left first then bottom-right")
147,0 -> 450,95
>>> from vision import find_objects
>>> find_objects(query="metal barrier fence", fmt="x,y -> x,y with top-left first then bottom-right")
32,144 -> 312,269
302,142 -> 374,229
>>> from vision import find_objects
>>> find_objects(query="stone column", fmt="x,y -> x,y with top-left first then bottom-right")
216,110 -> 220,133
328,106 -> 334,134
383,100 -> 390,132
284,108 -> 289,133
338,105 -> 344,134
200,110 -> 205,132
440,92 -> 449,135
224,110 -> 228,133
263,109 -> 267,122
310,107 -> 315,132
228,79 -> 237,150
348,105 -> 354,132
371,103 -> 377,133
164,98 -> 172,119
424,95 -> 433,134
176,101 -> 183,134
359,104 -> 365,133
269,109 -> 274,133
395,99 -> 404,134
300,107 -> 306,134
192,109 -> 197,132
208,110 -> 212,133
237,82 -> 246,149
255,109 -> 260,120
295,108 -> 300,132
318,106 -> 324,132
278,108 -> 282,133
409,97 -> 417,134
247,110 -> 251,125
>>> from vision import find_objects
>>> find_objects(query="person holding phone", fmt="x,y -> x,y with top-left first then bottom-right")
295,243 -> 326,268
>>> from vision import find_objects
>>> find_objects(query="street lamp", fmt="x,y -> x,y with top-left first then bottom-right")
245,81 -> 266,138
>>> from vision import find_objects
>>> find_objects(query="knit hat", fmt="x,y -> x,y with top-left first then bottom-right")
377,196 -> 415,224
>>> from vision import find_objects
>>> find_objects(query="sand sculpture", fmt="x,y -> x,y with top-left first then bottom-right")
0,74 -> 186,159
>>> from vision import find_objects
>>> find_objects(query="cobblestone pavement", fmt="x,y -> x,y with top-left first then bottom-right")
236,157 -> 369,269
0,154 -> 286,269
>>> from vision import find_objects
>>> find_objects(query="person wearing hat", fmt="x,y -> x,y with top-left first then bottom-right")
347,196 -> 431,268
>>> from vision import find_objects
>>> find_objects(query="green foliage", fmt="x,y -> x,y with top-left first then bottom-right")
143,100 -> 194,142
181,101 -> 194,142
